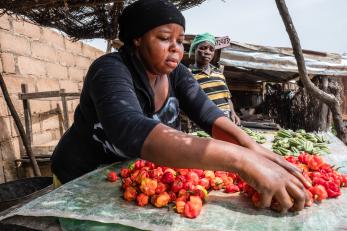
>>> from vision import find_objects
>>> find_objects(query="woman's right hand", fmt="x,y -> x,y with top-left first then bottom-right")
237,151 -> 309,213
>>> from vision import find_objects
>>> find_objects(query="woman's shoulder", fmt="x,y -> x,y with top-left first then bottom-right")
92,52 -> 127,69
86,52 -> 132,81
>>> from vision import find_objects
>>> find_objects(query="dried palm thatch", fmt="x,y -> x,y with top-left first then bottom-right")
0,0 -> 207,40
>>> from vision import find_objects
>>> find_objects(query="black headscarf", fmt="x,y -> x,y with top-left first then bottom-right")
118,0 -> 185,45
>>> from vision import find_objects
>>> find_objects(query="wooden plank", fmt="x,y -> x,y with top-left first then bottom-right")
18,91 -> 80,100
60,92 -> 80,97
18,91 -> 60,100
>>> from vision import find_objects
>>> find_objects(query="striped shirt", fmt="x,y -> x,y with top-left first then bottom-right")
190,65 -> 232,114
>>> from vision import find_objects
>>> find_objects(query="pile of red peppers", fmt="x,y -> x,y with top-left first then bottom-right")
106,153 -> 346,219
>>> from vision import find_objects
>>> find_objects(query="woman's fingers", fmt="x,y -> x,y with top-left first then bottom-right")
274,189 -> 294,213
288,179 -> 310,211
275,157 -> 312,188
258,191 -> 273,209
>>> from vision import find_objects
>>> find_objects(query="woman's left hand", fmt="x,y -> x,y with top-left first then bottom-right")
254,145 -> 312,189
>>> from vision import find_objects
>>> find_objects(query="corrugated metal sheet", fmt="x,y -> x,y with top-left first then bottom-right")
220,41 -> 347,80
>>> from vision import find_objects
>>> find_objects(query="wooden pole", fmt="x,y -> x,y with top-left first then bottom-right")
0,73 -> 41,176
21,84 -> 33,144
275,0 -> 347,143
60,89 -> 69,131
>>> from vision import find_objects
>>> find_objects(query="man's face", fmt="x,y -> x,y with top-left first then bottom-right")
134,23 -> 185,75
195,41 -> 215,66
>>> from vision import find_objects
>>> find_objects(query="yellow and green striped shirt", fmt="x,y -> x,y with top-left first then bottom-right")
190,65 -> 232,113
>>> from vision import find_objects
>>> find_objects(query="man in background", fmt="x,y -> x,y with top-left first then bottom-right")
189,33 -> 240,126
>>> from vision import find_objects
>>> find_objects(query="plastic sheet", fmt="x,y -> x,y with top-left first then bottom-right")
1,133 -> 346,231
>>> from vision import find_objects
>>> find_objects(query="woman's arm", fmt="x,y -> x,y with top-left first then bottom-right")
141,123 -> 308,212
212,116 -> 311,188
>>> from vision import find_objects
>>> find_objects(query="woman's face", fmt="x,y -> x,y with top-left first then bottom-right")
134,23 -> 185,75
195,41 -> 215,66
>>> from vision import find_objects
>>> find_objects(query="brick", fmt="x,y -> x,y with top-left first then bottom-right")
78,82 -> 84,91
75,56 -> 92,70
95,50 -> 105,59
70,99 -> 79,112
0,97 -> 9,116
0,56 -> 2,73
2,74 -> 35,94
8,95 -> 24,117
12,136 -> 24,159
1,53 -> 16,73
65,39 -> 82,54
0,116 -> 12,142
0,14 -> 11,30
59,80 -> 79,93
46,63 -> 68,79
30,100 -> 51,115
82,43 -> 96,58
9,116 -> 22,137
41,28 -> 65,50
51,129 -> 62,140
68,112 -> 74,125
31,41 -> 57,62
36,78 -> 60,92
0,140 -> 16,161
32,131 -> 53,145
12,19 -> 41,40
17,56 -> 46,76
68,67 -> 85,81
31,115 -> 42,133
0,32 -> 31,55
57,50 -> 75,67
3,161 -> 17,182
42,116 -> 60,131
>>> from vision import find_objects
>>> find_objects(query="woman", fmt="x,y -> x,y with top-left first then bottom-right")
51,0 -> 310,213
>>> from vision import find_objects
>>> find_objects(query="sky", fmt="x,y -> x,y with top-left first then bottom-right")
84,0 -> 347,54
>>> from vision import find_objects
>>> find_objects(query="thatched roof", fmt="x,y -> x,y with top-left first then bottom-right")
0,0 -> 207,40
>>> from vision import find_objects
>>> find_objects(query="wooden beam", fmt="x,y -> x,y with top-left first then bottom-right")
18,91 -> 79,100
18,91 -> 60,100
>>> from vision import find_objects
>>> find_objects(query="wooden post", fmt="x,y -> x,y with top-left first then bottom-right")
0,73 -> 41,176
60,89 -> 69,130
21,84 -> 33,145
56,103 -> 64,137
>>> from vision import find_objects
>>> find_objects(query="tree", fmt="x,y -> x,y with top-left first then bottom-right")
275,0 -> 347,144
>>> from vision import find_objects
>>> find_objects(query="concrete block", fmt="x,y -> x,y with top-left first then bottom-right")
0,32 -> 31,55
32,131 -> 53,145
13,19 -> 41,40
46,62 -> 68,79
41,116 -> 60,131
65,39 -> 82,54
31,41 -> 57,62
59,80 -> 79,92
75,56 -> 92,70
1,52 -> 16,73
0,140 -> 16,161
41,28 -> 65,50
57,50 -> 75,67
0,14 -> 11,30
0,97 -> 9,116
0,116 -> 12,142
17,56 -> 46,76
36,78 -> 60,92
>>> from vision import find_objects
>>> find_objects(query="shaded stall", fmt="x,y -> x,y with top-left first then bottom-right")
219,41 -> 347,131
